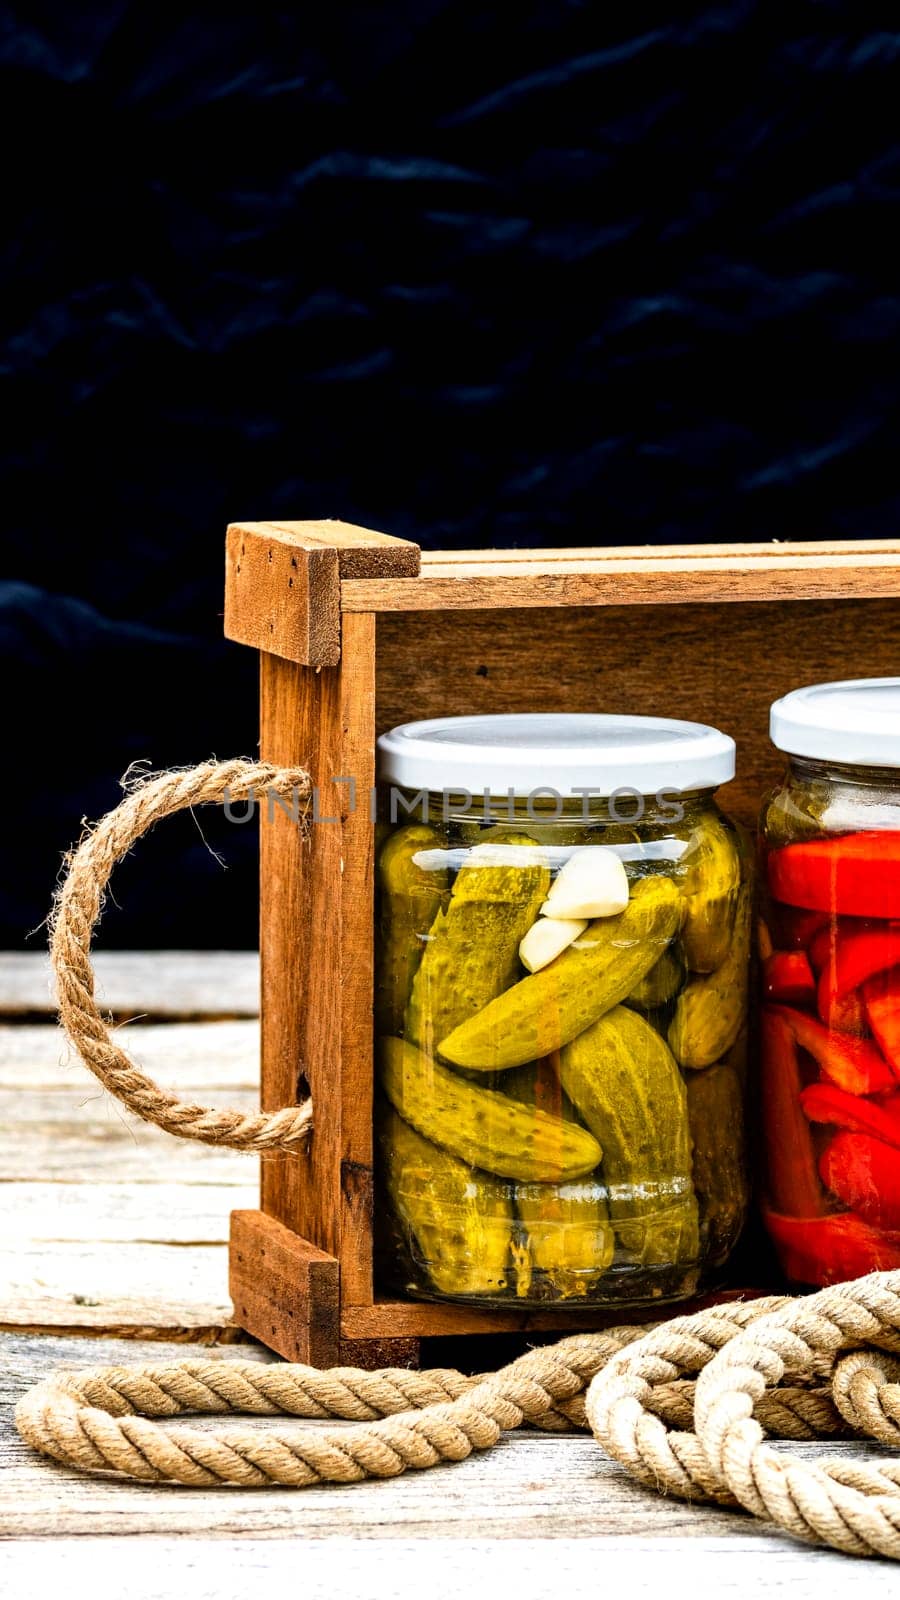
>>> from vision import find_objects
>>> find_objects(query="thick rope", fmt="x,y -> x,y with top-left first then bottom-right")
49,760 -> 313,1152
587,1269 -> 900,1558
21,1274 -> 900,1558
15,1308 -> 783,1488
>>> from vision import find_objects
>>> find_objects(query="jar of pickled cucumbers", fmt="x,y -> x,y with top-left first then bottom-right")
374,712 -> 751,1309
761,679 -> 900,1287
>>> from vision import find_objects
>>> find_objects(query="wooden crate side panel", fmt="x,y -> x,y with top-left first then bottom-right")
336,612 -> 377,1305
346,551 -> 900,612
258,619 -> 376,1305
230,1211 -> 340,1365
375,598 -> 900,831
420,540 -> 900,566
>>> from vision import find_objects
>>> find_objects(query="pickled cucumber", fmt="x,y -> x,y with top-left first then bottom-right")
380,1036 -> 602,1181
405,833 -> 549,1054
668,883 -> 751,1070
679,812 -> 742,973
379,1106 -> 514,1296
625,943 -> 685,1012
376,824 -> 449,1036
686,1062 -> 748,1264
438,875 -> 682,1071
515,1177 -> 614,1299
614,1193 -> 701,1267
559,1005 -> 698,1264
501,1056 -> 580,1125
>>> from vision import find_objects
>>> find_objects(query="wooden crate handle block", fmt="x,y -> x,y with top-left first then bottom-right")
225,519 -> 420,666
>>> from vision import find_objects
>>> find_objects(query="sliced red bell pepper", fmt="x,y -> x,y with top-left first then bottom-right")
763,949 -> 816,1007
817,926 -> 900,1044
799,1082 -> 900,1148
768,832 -> 900,918
818,924 -> 900,1000
820,1130 -> 900,1228
821,986 -> 869,1036
760,1008 -> 828,1217
776,906 -> 829,951
762,1206 -> 900,1285
768,1003 -> 894,1094
808,922 -> 835,975
863,965 -> 900,1075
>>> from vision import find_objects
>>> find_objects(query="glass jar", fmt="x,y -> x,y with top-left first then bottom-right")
761,678 -> 900,1287
373,712 -> 751,1310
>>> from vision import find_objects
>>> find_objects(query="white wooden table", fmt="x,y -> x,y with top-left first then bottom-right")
0,952 -> 894,1596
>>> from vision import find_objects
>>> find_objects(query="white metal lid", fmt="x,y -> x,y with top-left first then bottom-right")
376,713 -> 735,797
770,678 -> 900,767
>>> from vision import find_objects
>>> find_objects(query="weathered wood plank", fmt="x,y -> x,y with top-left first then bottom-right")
0,1243 -> 231,1330
258,611 -> 378,1328
0,1539 -> 893,1595
0,1019 -> 260,1332
4,1183 -> 256,1243
0,952 -> 259,1019
345,546 -> 900,611
422,538 -> 900,566
0,1084 -> 258,1180
0,1018 -> 259,1087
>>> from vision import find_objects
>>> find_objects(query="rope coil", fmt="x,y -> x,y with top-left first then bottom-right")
49,760 -> 313,1152
17,1273 -> 900,1558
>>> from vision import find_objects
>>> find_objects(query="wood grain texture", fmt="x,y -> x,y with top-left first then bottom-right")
375,597 -> 900,831
0,1017 -> 260,1089
226,522 -> 340,666
262,520 -> 420,580
0,1242 -> 232,1331
0,1084 -> 256,1181
3,1182 -> 255,1243
230,1211 -> 339,1365
336,611 -> 378,1304
340,1300 -> 638,1340
226,520 -> 419,666
0,951 -> 259,1019
258,615 -> 377,1311
423,539 -> 900,565
1,1013 -> 256,1335
0,1539 -> 893,1597
340,1288 -> 764,1342
344,543 -> 900,611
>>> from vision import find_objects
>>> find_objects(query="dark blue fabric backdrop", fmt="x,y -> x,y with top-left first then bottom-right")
3,3 -> 899,946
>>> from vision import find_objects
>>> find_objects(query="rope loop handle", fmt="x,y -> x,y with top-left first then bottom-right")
50,759 -> 313,1153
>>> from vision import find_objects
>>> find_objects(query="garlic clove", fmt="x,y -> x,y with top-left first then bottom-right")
519,916 -> 588,974
540,846 -> 630,920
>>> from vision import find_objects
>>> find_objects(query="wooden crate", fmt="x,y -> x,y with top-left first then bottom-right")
224,522 -> 900,1364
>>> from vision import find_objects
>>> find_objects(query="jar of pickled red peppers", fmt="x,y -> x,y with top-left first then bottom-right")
761,679 -> 900,1285
373,713 -> 752,1310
